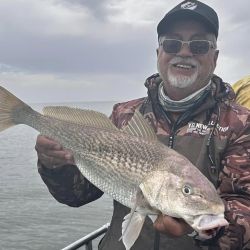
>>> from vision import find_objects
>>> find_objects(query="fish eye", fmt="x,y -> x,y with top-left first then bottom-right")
182,185 -> 193,195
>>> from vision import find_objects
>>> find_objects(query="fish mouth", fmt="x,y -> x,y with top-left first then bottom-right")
191,214 -> 229,239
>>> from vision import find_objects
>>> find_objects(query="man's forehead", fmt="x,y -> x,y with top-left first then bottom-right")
163,18 -> 213,37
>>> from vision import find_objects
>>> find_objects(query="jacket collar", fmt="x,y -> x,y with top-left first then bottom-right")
144,73 -> 235,118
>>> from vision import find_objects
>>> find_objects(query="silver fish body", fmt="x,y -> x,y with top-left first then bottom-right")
0,86 -> 229,250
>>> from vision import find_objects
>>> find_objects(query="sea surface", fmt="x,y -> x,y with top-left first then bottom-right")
0,101 -> 117,250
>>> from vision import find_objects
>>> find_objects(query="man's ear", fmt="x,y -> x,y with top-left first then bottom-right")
156,48 -> 159,56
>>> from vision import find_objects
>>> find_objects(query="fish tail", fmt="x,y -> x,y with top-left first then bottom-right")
0,86 -> 35,132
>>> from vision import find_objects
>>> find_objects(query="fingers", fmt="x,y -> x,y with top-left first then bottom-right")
35,135 -> 62,151
153,214 -> 193,237
37,150 -> 74,166
35,135 -> 75,168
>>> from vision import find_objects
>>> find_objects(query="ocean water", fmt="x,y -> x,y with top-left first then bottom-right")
0,101 -> 117,250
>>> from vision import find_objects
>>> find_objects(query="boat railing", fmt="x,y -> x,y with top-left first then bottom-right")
61,223 -> 110,250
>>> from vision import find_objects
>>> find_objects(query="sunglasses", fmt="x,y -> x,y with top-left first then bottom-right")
160,39 -> 216,55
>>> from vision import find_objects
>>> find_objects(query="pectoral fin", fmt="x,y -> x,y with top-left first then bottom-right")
120,188 -> 157,249
121,211 -> 146,250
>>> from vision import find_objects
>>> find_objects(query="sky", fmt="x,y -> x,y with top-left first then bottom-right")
0,0 -> 249,103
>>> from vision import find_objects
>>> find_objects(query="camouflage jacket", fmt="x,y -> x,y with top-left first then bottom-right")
38,74 -> 250,250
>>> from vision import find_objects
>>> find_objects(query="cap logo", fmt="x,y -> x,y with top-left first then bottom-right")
181,1 -> 197,10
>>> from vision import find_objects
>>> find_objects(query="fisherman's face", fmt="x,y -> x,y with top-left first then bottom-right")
157,19 -> 218,95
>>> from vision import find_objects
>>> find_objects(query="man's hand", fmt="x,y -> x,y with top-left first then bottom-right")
153,214 -> 193,237
35,135 -> 75,168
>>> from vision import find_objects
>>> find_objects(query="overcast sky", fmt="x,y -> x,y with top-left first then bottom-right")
0,0 -> 249,103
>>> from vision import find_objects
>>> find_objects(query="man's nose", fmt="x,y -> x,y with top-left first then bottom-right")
176,42 -> 193,57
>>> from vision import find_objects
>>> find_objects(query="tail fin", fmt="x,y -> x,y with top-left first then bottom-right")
0,86 -> 31,132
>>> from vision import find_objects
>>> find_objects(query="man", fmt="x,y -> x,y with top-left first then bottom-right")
36,1 -> 250,249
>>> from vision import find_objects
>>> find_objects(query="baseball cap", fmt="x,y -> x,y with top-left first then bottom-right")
157,0 -> 219,38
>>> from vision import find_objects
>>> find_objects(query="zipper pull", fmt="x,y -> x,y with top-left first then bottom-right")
168,135 -> 174,148
210,165 -> 216,174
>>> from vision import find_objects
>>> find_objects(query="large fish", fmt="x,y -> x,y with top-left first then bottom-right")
0,86 -> 228,249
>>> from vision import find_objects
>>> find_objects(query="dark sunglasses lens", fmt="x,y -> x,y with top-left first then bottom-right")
163,40 -> 182,54
190,41 -> 210,54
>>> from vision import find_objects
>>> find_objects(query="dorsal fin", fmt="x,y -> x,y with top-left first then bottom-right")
122,110 -> 157,141
42,106 -> 118,130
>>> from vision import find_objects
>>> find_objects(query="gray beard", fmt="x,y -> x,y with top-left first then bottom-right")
157,57 -> 199,88
167,70 -> 198,88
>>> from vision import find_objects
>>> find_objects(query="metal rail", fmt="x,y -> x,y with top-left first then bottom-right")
61,223 -> 110,250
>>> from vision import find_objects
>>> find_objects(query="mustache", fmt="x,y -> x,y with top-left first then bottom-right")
169,57 -> 199,67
